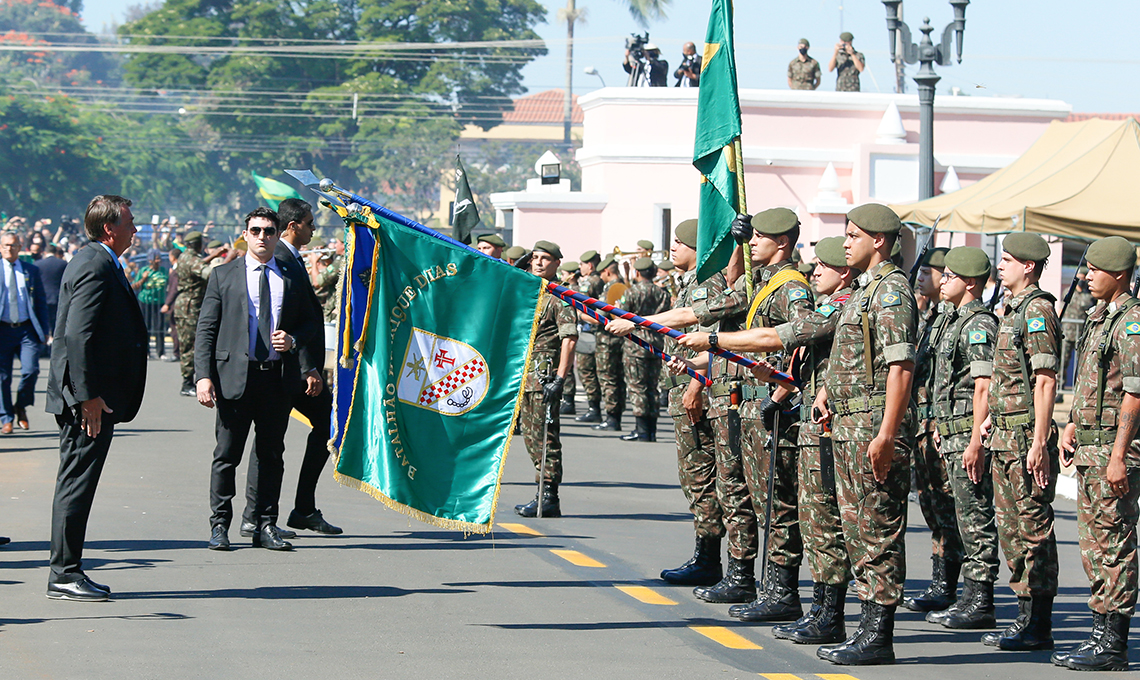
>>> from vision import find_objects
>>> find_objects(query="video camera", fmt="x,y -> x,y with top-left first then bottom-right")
625,32 -> 650,61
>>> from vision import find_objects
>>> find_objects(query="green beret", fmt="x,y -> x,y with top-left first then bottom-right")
658,259 -> 675,271
503,245 -> 527,260
637,239 -> 655,251
559,260 -> 579,273
184,231 -> 203,243
309,236 -> 326,249
532,240 -> 562,260
751,207 -> 799,236
814,236 -> 847,268
599,255 -> 617,270
799,38 -> 810,48
207,239 -> 224,249
944,246 -> 992,279
1002,233 -> 1050,262
1086,236 -> 1137,273
923,247 -> 948,270
791,248 -> 803,263
477,233 -> 506,248
839,31 -> 854,42
798,261 -> 816,276
633,256 -> 656,272
675,219 -> 698,248
847,203 -> 901,235
580,249 -> 600,264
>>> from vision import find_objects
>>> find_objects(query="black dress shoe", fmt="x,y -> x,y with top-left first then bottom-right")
47,578 -> 109,602
80,573 -> 111,593
0,536 -> 10,547
287,509 -> 343,535
239,521 -> 296,539
208,525 -> 231,551
254,525 -> 293,550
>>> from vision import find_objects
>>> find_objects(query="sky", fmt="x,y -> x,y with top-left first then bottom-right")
80,0 -> 1140,114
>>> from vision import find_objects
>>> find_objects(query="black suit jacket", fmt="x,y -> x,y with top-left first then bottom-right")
46,243 -> 149,422
194,255 -> 321,401
274,240 -> 325,373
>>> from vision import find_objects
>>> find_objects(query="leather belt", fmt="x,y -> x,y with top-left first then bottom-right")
0,320 -> 29,329
831,394 -> 886,416
1074,428 -> 1115,446
249,360 -> 282,371
936,415 -> 974,437
991,412 -> 1032,430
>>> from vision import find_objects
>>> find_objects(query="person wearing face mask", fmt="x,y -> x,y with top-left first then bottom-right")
788,39 -> 821,90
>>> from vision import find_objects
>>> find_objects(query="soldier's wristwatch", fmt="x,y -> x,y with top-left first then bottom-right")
709,331 -> 719,349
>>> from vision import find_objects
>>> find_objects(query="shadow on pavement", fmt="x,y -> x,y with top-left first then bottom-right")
445,578 -> 663,589
570,512 -> 691,522
0,612 -> 191,629
480,617 -> 751,631
117,584 -> 474,600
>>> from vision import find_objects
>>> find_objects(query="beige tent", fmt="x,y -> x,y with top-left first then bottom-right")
892,118 -> 1140,240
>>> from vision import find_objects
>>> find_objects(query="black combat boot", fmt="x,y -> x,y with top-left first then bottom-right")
777,583 -> 847,644
180,378 -> 196,397
693,557 -> 756,604
1065,611 -> 1130,671
903,555 -> 960,612
559,396 -> 575,415
514,483 -> 561,518
939,578 -> 996,629
926,577 -> 972,625
1053,612 -> 1106,667
988,594 -> 1053,650
645,415 -> 657,442
575,400 -> 601,423
661,536 -> 722,586
817,601 -> 896,666
737,563 -> 803,622
729,570 -> 772,617
982,596 -> 1030,647
774,582 -> 824,639
592,413 -> 621,431
620,416 -> 651,442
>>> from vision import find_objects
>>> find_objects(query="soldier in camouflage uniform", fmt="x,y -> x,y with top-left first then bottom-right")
925,247 -> 1001,631
557,260 -> 580,415
575,250 -> 605,423
828,32 -> 865,92
1056,236 -> 1140,671
590,257 -> 626,431
312,253 -> 341,323
1060,266 -> 1093,389
979,233 -> 1061,653
514,241 -> 578,519
657,220 -> 725,587
617,257 -> 671,442
788,38 -> 821,90
814,204 -> 916,666
174,232 -> 226,395
905,247 -> 965,614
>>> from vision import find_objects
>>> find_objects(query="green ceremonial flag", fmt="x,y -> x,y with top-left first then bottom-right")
693,0 -> 744,282
452,154 -> 481,244
331,207 -> 543,533
251,171 -> 305,210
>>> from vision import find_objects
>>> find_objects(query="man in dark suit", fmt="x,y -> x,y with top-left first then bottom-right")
34,243 -> 67,337
45,195 -> 148,601
0,231 -> 51,433
239,198 -> 341,539
195,207 -> 320,551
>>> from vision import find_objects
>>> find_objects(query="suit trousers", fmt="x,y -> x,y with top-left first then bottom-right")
49,409 -> 115,584
209,365 -> 292,529
243,386 -> 333,523
0,322 -> 41,423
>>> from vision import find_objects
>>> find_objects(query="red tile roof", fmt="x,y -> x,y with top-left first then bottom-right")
1066,113 -> 1140,122
503,89 -> 583,125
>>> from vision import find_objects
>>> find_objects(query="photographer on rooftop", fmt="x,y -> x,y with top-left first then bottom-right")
623,35 -> 668,87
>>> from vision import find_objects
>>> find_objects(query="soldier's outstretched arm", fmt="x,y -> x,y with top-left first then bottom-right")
607,308 -> 698,336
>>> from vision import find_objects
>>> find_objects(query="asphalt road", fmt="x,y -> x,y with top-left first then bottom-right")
0,358 -> 1118,679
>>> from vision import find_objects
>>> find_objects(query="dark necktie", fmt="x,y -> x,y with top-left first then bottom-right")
254,265 -> 273,361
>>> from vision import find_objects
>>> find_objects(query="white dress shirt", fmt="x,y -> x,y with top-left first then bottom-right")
2,259 -> 29,323
245,255 -> 285,360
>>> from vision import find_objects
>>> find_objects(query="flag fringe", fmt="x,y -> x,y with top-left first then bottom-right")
332,469 -> 494,534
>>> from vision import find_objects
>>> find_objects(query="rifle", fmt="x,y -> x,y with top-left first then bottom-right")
1056,246 -> 1089,322
986,279 -> 1004,311
907,214 -> 941,287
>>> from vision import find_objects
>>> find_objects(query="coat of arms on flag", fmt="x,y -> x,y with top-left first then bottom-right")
399,328 -> 489,415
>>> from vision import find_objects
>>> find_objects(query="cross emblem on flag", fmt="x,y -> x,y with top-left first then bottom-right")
397,328 -> 490,416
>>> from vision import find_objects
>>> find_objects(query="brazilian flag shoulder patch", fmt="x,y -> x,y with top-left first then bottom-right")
1027,317 -> 1047,333
1125,321 -> 1140,335
969,329 -> 988,345
692,288 -> 708,301
817,304 -> 836,318
880,292 -> 902,308
788,288 -> 808,301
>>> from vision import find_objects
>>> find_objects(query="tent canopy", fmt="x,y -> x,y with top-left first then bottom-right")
892,118 -> 1140,241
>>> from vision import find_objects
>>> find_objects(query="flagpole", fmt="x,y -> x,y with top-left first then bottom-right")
733,136 -> 753,302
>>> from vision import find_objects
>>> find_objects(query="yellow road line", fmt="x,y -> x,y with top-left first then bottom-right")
689,625 -> 762,650
761,675 -> 802,680
290,409 -> 311,427
817,675 -> 861,680
497,523 -> 544,537
550,549 -> 606,568
614,585 -> 677,605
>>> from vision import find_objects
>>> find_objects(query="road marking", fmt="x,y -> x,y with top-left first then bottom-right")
550,549 -> 606,568
614,585 -> 677,605
689,625 -> 762,650
761,675 -> 801,680
817,675 -> 861,680
290,409 -> 311,427
497,523 -> 544,537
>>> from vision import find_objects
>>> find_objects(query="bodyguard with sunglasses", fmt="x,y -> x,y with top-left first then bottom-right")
194,207 -> 322,551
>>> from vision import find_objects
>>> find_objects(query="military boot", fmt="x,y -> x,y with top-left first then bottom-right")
774,582 -> 824,639
729,570 -> 773,617
693,557 -> 756,604
926,577 -> 972,625
1064,611 -> 1130,671
661,536 -> 722,586
514,483 -> 561,518
988,595 -> 1053,650
620,416 -> 651,442
180,378 -> 196,397
939,578 -> 996,629
982,596 -> 1030,647
559,396 -> 575,415
1053,612 -> 1106,667
575,400 -> 601,423
592,413 -> 621,431
737,563 -> 803,622
903,555 -> 960,612
778,583 -> 846,644
817,601 -> 896,666
645,415 -> 658,442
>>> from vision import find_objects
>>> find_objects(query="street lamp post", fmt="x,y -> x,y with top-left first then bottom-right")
883,0 -> 969,200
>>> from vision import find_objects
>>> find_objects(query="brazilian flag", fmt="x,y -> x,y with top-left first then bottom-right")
693,0 -> 744,282
329,203 -> 543,533
251,171 -> 305,210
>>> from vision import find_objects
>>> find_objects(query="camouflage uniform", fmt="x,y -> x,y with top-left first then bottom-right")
618,279 -> 671,417
521,293 -> 578,485
1060,283 -> 1092,388
825,260 -> 917,606
664,270 -> 722,539
174,249 -> 211,385
595,278 -> 626,418
692,271 -> 758,561
776,286 -> 856,584
575,273 -> 605,404
988,285 -> 1061,598
314,256 -> 341,323
932,299 -> 1000,584
1069,294 -> 1140,616
834,49 -> 864,92
788,56 -> 821,90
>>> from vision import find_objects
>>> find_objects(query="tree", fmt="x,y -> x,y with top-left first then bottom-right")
0,0 -> 117,87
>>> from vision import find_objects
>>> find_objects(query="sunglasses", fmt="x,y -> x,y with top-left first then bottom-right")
246,226 -> 277,236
